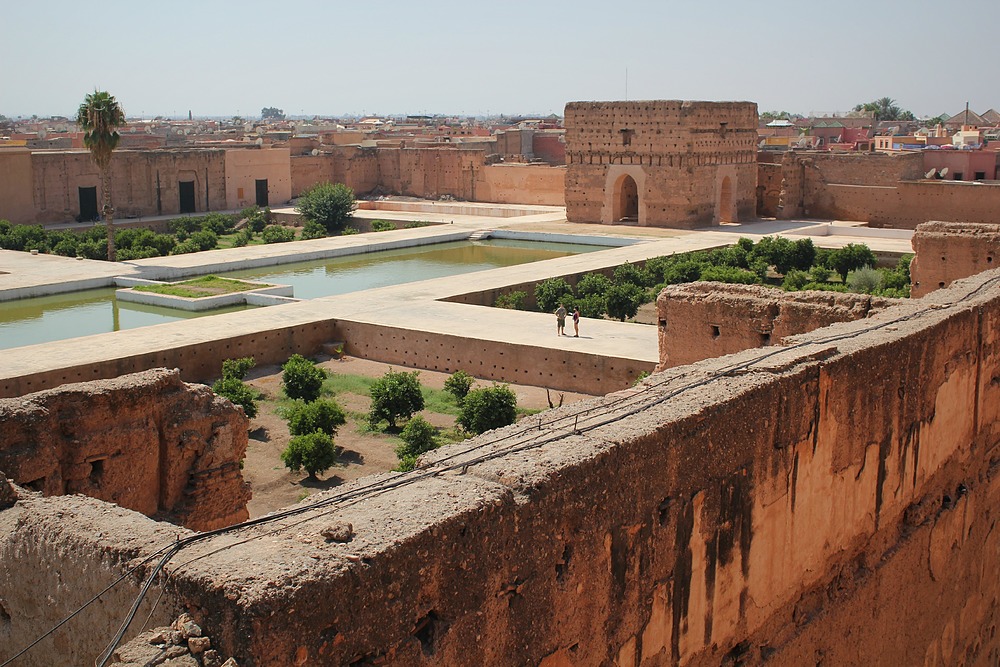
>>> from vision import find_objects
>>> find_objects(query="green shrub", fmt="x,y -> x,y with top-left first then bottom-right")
168,217 -> 201,235
189,230 -> 218,251
605,283 -> 645,321
261,224 -> 295,244
699,265 -> 760,285
52,238 -> 79,257
340,226 -> 359,235
613,261 -> 655,287
575,293 -> 607,318
749,236 -> 797,274
577,272 -> 612,298
444,370 -> 475,404
170,239 -> 202,255
809,265 -> 832,283
211,376 -> 261,418
368,369 -> 425,429
828,243 -> 876,282
662,259 -> 704,284
231,229 -> 253,247
296,182 -> 356,233
395,415 -> 439,462
76,239 -> 106,260
281,431 -> 338,478
115,246 -> 160,261
781,269 -> 811,291
370,219 -> 395,232
0,224 -> 48,252
285,399 -> 347,436
494,290 -> 526,310
710,245 -> 751,269
222,356 -> 256,380
281,354 -> 328,402
846,266 -> 883,294
241,205 -> 268,233
200,213 -> 237,235
534,277 -> 574,313
789,238 -> 817,272
458,384 -> 518,435
301,220 -> 327,240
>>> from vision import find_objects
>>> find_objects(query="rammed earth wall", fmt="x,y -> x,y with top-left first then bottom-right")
0,368 -> 250,531
4,271 -> 1000,666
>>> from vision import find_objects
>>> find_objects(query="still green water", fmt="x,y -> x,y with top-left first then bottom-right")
0,239 -> 600,350
217,238 -> 600,299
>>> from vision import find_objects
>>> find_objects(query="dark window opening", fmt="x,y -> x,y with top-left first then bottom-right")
760,332 -> 771,345
619,128 -> 635,147
975,171 -> 986,180
953,172 -> 963,181
711,325 -> 721,338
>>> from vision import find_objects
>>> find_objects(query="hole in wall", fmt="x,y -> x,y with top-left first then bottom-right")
711,325 -> 721,338
89,458 -> 106,484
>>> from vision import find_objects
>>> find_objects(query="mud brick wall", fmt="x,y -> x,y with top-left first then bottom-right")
655,282 -> 895,369
0,368 -> 250,531
776,151 -> 1000,228
0,490 -> 181,667
911,221 -> 1000,297
564,100 -> 758,227
152,269 -> 1000,666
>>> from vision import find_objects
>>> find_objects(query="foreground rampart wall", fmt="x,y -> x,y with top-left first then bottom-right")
0,489 -> 180,667
0,368 -> 250,531
655,282 -> 893,368
153,269 -> 1000,666
911,221 -> 1000,297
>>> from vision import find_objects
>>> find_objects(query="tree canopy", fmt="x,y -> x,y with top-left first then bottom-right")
261,106 -> 285,120
76,90 -> 126,260
852,97 -> 915,122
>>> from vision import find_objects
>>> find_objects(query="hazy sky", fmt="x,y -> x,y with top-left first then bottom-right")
3,0 -> 995,119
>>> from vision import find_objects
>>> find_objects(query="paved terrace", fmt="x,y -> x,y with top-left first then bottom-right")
0,204 -> 915,397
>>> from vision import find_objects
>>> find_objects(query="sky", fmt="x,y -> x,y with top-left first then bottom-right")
2,0 -> 997,120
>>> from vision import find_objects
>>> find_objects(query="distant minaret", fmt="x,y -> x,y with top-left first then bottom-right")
189,110 -> 192,121
965,101 -> 969,126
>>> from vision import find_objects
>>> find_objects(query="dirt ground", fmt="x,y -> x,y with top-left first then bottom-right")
240,357 -> 596,517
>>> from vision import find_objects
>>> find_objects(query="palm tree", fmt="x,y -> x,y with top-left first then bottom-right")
76,90 -> 126,261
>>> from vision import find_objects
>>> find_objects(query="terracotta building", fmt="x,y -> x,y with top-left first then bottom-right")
564,100 -> 758,228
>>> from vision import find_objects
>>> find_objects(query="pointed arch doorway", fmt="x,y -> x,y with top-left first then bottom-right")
614,174 -> 639,222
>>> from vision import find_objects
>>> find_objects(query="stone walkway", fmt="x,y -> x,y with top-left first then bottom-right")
0,204 -> 915,395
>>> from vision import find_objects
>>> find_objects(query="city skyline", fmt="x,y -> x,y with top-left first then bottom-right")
3,0 -> 996,119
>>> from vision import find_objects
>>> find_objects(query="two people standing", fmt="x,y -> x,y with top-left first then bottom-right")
555,303 -> 580,337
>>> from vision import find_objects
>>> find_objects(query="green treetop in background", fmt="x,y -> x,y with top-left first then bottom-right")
76,90 -> 126,261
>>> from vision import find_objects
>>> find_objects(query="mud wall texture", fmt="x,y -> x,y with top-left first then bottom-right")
655,282 -> 893,369
335,318 -> 650,396
0,489 -> 181,667
774,151 -> 1000,227
911,221 -> 1000,297
0,368 -> 250,531
290,147 -> 565,205
564,101 -> 758,227
147,269 -> 1000,666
